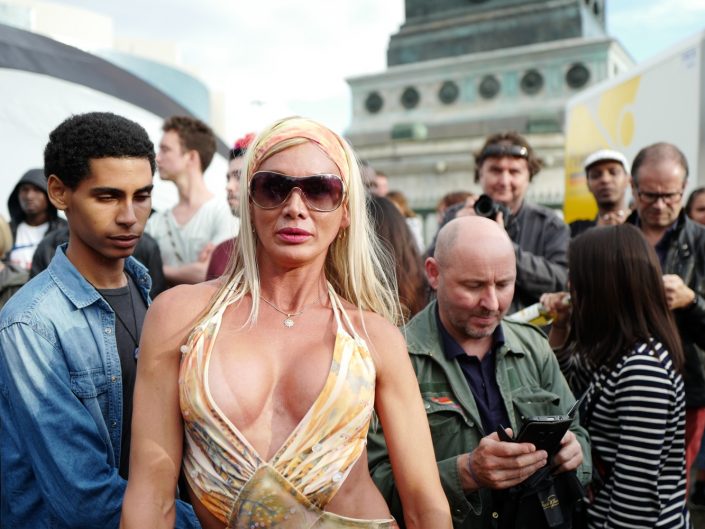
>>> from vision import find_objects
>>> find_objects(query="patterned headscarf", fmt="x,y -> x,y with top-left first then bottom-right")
250,117 -> 350,182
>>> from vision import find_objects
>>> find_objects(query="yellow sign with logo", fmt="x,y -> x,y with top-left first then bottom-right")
564,31 -> 704,223
563,77 -> 641,223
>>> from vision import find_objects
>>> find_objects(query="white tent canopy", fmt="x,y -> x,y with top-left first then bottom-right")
0,23 -> 228,216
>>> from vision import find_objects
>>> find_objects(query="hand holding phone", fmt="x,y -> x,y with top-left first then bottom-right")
497,392 -> 586,458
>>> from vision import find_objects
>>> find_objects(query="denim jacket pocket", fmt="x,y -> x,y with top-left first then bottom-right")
70,369 -> 112,445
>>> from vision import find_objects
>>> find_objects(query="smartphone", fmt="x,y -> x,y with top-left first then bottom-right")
499,391 -> 587,456
513,416 -> 572,456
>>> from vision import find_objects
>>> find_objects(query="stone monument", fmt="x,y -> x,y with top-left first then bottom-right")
346,0 -> 633,236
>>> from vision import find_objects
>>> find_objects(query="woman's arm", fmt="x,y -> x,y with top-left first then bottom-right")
368,317 -> 452,529
120,286 -> 204,529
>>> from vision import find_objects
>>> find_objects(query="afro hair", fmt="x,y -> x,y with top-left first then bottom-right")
44,112 -> 156,189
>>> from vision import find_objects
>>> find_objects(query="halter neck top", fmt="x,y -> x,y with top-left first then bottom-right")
178,285 -> 379,526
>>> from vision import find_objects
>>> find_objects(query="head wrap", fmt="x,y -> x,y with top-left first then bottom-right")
251,117 -> 350,183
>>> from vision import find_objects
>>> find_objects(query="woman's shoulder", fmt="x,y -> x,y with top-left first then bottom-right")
339,299 -> 406,365
618,339 -> 676,377
148,280 -> 223,331
338,298 -> 400,337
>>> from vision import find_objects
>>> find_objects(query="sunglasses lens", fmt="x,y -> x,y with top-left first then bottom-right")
250,172 -> 344,211
251,172 -> 291,208
300,175 -> 344,211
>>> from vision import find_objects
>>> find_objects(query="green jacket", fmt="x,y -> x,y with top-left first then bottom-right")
367,300 -> 591,528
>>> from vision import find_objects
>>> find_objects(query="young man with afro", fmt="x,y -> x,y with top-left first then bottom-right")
0,112 -> 200,529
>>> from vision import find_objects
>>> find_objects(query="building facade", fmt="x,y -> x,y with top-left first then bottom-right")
347,0 -> 633,234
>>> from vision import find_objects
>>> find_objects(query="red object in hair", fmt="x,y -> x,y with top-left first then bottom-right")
233,132 -> 255,152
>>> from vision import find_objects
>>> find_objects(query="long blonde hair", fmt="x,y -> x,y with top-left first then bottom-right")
200,116 -> 401,327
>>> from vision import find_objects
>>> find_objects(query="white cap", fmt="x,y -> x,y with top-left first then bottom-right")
583,149 -> 629,173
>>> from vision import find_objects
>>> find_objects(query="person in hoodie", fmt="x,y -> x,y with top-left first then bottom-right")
6,168 -> 67,269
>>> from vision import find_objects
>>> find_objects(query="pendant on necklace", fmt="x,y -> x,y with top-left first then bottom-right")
284,317 -> 295,328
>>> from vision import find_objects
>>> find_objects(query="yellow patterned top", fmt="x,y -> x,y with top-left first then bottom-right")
179,284 -> 379,526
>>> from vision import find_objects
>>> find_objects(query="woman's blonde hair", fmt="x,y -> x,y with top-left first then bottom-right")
0,217 -> 13,257
200,116 -> 401,327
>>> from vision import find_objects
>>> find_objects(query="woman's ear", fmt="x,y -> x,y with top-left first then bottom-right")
340,202 -> 351,230
46,175 -> 69,211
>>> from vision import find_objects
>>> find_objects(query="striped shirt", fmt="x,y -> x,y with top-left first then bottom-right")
561,339 -> 689,529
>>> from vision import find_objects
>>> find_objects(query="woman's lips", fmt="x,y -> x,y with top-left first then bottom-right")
276,227 -> 312,243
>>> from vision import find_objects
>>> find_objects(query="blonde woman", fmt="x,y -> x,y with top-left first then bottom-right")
122,117 -> 451,529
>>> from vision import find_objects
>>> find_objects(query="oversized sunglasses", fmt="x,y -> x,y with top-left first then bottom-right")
249,171 -> 346,212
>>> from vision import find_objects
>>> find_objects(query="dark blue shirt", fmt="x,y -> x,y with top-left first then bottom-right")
636,216 -> 677,268
436,307 -> 510,435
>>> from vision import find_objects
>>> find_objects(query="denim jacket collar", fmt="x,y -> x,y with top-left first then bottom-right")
48,244 -> 152,309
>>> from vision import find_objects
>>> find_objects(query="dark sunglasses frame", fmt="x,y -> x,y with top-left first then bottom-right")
480,143 -> 529,160
635,188 -> 684,205
249,171 -> 346,212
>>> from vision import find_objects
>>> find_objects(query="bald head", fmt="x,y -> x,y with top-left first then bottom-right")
435,216 -> 515,269
427,216 -> 516,344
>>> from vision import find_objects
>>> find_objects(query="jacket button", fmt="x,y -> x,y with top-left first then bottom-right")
105,327 -> 112,334
111,376 -> 117,382
112,421 -> 117,427
492,512 -> 499,519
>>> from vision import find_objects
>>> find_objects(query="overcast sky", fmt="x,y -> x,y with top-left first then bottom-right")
55,0 -> 705,139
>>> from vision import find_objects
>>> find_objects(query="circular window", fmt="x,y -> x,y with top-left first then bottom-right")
566,63 -> 590,89
520,69 -> 544,95
365,92 -> 383,114
479,75 -> 500,99
401,86 -> 420,109
438,81 -> 460,104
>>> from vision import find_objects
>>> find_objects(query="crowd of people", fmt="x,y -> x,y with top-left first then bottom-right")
0,110 -> 704,529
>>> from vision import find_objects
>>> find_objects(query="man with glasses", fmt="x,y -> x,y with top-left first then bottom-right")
435,132 -> 569,312
626,142 -> 705,490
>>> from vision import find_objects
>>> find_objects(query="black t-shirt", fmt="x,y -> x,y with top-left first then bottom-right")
98,275 -> 147,479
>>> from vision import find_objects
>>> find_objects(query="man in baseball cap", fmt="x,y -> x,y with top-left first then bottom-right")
570,149 -> 631,238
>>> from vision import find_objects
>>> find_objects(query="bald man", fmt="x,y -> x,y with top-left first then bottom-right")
368,217 -> 590,529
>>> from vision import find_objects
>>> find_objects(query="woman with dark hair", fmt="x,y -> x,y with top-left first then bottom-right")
542,224 -> 689,528
385,190 -> 424,251
367,196 -> 427,319
685,186 -> 705,226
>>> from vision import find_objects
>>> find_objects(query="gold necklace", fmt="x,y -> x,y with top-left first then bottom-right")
260,291 -> 324,328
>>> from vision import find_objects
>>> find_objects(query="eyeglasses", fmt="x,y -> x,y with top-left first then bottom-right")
480,143 -> 529,160
636,189 -> 683,205
249,171 -> 346,212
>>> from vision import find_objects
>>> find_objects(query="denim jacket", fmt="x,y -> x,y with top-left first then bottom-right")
0,246 -> 200,529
